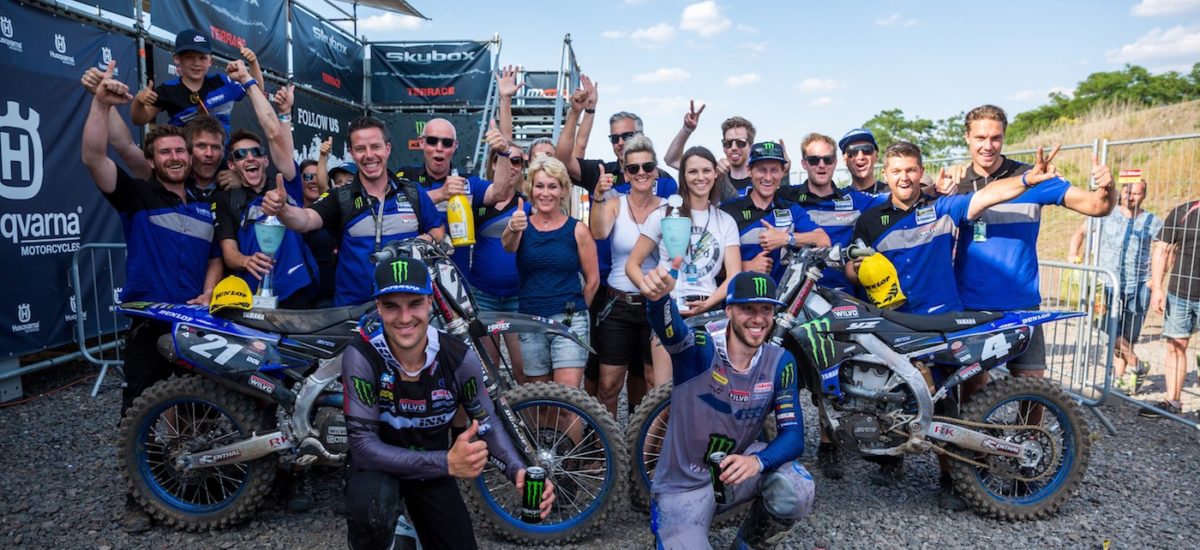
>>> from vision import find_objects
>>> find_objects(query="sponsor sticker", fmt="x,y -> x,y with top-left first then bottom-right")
753,381 -> 773,395
831,306 -> 858,319
730,389 -> 750,402
248,375 -> 275,394
915,205 -> 936,225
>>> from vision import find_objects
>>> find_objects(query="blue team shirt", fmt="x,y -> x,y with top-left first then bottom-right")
955,177 -> 1071,310
719,195 -> 822,282
785,183 -> 888,291
467,179 -> 527,298
853,195 -> 973,314
395,165 -> 483,274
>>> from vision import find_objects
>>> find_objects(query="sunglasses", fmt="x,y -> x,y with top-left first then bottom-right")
508,156 -> 525,167
232,146 -> 266,160
845,144 -> 877,158
302,173 -> 316,181
423,136 -> 456,148
804,155 -> 836,166
625,161 -> 657,175
722,138 -> 749,149
608,131 -> 639,144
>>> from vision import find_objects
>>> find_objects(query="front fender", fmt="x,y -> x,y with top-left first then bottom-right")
474,311 -> 595,354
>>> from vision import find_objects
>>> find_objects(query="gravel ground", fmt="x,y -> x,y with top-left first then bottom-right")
2,361 -> 1198,550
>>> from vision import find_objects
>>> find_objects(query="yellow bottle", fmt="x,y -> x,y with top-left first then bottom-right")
447,169 -> 476,247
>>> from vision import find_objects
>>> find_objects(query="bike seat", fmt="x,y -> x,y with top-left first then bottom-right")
878,309 -> 1002,333
217,303 -> 374,335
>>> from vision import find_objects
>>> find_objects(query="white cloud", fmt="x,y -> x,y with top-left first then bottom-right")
1131,0 -> 1200,16
796,78 -> 843,93
629,22 -> 677,46
1106,24 -> 1200,63
633,67 -> 691,84
601,30 -> 626,39
1008,86 -> 1075,102
737,41 -> 768,53
680,1 -> 732,37
736,24 -> 758,34
354,13 -> 425,31
724,73 -> 761,87
809,97 -> 834,107
874,13 -> 918,27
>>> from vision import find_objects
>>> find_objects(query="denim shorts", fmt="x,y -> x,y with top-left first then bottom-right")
1104,286 -> 1150,343
519,310 -> 590,376
1163,293 -> 1200,339
473,287 -> 519,314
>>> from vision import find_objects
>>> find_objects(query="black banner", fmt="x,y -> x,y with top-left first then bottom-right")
293,90 -> 364,167
518,71 -> 562,106
0,2 -> 135,357
370,41 -> 492,106
82,0 -> 135,17
151,0 -> 288,76
291,5 -> 364,104
374,111 -> 486,174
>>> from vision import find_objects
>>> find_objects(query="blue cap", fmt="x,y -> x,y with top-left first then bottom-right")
174,29 -> 212,56
330,162 -> 357,177
725,272 -> 784,307
373,257 -> 433,298
838,128 -> 877,153
748,141 -> 786,166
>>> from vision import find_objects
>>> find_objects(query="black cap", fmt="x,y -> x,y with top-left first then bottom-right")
748,141 -> 786,166
373,258 -> 433,298
725,272 -> 784,307
174,29 -> 212,56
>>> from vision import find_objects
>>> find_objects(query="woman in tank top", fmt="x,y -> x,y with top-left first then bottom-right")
502,157 -> 597,389
588,135 -> 669,416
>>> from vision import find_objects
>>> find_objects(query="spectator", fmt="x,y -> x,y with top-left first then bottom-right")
589,135 -> 668,414
629,146 -> 742,316
131,31 -> 264,136
503,157 -> 598,389
1146,198 -> 1200,417
1069,175 -> 1161,393
329,162 -> 357,188
300,159 -> 338,309
662,104 -> 789,200
839,128 -> 887,194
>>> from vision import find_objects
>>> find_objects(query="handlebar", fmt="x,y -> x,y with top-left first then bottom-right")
370,237 -> 455,265
785,240 -> 875,270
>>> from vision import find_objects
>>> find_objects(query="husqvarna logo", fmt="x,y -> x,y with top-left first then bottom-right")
49,34 -> 75,66
0,101 -> 43,200
54,34 -> 65,53
69,296 -> 76,313
12,302 -> 39,334
101,47 -> 112,65
1,17 -> 12,38
18,303 -> 30,323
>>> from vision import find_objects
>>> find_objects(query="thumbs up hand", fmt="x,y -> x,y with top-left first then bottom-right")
447,420 -> 489,478
261,175 -> 289,216
641,256 -> 683,301
757,219 -> 789,252
508,198 -> 528,232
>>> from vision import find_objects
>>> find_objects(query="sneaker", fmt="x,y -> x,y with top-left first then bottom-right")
1114,373 -> 1138,395
1134,360 -> 1151,377
1139,400 -> 1182,418
870,456 -> 904,487
817,443 -> 843,480
937,477 -> 967,512
288,471 -> 314,513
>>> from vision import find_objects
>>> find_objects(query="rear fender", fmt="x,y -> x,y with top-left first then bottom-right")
474,311 -> 595,354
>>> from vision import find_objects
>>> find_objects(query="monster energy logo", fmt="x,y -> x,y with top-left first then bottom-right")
753,276 -> 769,297
695,332 -> 707,347
415,121 -> 426,134
391,260 -> 409,281
880,214 -> 890,225
461,377 -> 478,402
742,210 -> 751,221
524,478 -> 545,509
780,361 -> 795,388
704,434 -> 736,459
351,376 -> 375,405
797,317 -> 834,369
762,143 -> 776,152
355,196 -> 364,209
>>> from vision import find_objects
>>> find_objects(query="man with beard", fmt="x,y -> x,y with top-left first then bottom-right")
839,128 -> 887,194
642,262 -> 814,549
662,105 -> 789,200
846,141 -> 1063,508
342,258 -> 554,549
213,78 -> 319,309
82,67 -> 223,532
720,141 -> 829,282
263,116 -> 446,306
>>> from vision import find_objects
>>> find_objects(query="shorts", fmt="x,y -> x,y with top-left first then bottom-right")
1163,293 -> 1200,339
1104,286 -> 1150,343
595,298 -> 653,368
473,287 -> 519,314
519,310 -> 589,376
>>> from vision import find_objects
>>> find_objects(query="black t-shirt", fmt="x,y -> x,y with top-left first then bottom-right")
1160,201 -> 1200,301
153,74 -> 228,120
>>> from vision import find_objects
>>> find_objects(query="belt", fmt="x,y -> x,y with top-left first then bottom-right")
608,287 -> 645,306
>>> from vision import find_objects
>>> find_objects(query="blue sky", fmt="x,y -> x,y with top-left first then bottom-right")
317,0 -> 1200,167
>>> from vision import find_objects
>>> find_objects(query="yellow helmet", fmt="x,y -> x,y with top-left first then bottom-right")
858,253 -> 907,310
209,276 -> 253,314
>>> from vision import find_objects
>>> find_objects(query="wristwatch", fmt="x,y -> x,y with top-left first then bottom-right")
787,232 -> 797,248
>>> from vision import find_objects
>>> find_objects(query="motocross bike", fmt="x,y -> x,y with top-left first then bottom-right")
117,238 -> 626,544
630,243 -> 1091,520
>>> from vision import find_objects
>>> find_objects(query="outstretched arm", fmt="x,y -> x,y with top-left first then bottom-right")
554,75 -> 592,182
82,65 -> 131,194
1062,155 -> 1116,217
967,145 -> 1062,220
664,100 -> 704,170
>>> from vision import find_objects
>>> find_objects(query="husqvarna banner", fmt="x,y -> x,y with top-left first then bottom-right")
151,0 -> 288,75
291,5 -> 364,104
0,2 -> 133,356
370,41 -> 492,106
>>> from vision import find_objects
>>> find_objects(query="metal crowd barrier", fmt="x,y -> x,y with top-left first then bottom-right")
1036,260 -> 1120,434
69,243 -> 128,397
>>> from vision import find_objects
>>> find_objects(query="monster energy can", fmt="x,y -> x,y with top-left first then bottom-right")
521,466 -> 548,523
708,452 -> 729,504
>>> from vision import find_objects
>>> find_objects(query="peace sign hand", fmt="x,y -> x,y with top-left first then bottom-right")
683,100 -> 705,131
1023,145 -> 1062,187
